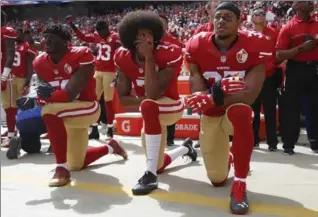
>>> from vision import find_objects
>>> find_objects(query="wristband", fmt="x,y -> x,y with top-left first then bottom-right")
2,67 -> 12,78
45,90 -> 69,103
210,80 -> 224,106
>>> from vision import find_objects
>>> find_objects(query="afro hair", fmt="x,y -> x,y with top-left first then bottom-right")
43,24 -> 72,42
118,10 -> 164,51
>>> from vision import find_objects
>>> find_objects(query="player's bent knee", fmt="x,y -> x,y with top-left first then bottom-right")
207,171 -> 228,186
227,104 -> 253,123
140,100 -> 159,118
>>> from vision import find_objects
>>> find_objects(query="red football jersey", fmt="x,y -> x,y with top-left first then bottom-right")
193,22 -> 214,35
186,31 -> 273,117
12,42 -> 38,78
114,42 -> 183,100
162,33 -> 183,47
75,30 -> 119,73
1,26 -> 17,73
244,27 -> 278,77
33,46 -> 97,101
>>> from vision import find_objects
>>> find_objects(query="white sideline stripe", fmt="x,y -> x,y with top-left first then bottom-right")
57,101 -> 99,118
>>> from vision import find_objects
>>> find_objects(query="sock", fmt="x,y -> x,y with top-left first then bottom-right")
145,134 -> 161,175
105,101 -> 114,126
166,146 -> 188,161
227,105 -> 254,179
57,163 -> 68,170
234,177 -> 246,182
83,144 -> 113,167
141,100 -> 162,176
5,107 -> 17,135
43,114 -> 67,164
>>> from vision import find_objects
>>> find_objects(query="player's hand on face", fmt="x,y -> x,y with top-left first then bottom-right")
135,37 -> 154,59
185,92 -> 214,113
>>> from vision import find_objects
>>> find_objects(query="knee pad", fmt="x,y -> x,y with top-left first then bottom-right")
140,100 -> 159,120
227,104 -> 253,124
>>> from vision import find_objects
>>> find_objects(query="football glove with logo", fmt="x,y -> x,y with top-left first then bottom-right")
211,74 -> 245,106
185,92 -> 214,113
37,82 -> 55,99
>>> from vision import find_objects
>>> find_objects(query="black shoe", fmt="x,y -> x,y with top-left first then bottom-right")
107,127 -> 114,139
254,143 -> 260,148
268,146 -> 277,152
47,145 -> 53,154
132,171 -> 158,195
182,138 -> 197,161
89,126 -> 100,140
166,140 -> 174,146
194,142 -> 200,148
230,181 -> 249,215
6,137 -> 22,160
284,149 -> 295,155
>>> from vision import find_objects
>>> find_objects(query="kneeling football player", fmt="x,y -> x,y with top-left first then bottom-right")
185,2 -> 273,215
33,24 -> 128,187
115,11 -> 197,195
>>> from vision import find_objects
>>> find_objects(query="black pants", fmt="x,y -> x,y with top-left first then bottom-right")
99,94 -> 107,124
280,60 -> 318,150
252,69 -> 282,147
167,124 -> 176,142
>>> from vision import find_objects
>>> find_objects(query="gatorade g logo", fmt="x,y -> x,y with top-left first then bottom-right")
121,120 -> 131,133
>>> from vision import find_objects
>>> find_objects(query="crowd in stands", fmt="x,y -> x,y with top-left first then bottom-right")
5,1 -> 317,45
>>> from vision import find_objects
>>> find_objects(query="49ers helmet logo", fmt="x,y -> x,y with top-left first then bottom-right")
236,49 -> 248,64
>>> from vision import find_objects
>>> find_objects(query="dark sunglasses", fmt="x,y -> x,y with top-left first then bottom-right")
253,11 -> 266,16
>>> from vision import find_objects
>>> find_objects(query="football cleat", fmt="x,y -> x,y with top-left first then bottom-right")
6,136 -> 22,159
182,138 -> 197,161
49,166 -> 71,187
230,181 -> 249,215
132,171 -> 158,195
108,139 -> 128,160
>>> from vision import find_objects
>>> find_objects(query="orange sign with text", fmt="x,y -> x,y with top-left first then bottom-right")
115,112 -> 200,139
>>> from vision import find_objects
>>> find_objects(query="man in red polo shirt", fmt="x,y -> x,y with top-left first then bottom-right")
193,0 -> 220,34
249,7 -> 280,151
276,1 -> 318,154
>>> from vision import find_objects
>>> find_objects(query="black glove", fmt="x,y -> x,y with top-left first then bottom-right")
37,82 -> 55,99
16,97 -> 36,111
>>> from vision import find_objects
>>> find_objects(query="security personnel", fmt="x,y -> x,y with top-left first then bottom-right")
276,1 -> 318,155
